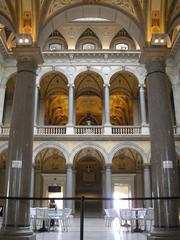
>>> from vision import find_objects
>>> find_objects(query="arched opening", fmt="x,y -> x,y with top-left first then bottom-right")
110,28 -> 136,50
39,72 -> 68,125
75,71 -> 103,126
110,71 -> 139,125
74,147 -> 104,215
76,28 -> 102,50
0,149 -> 7,208
34,147 -> 67,208
112,147 -> 143,210
3,74 -> 16,125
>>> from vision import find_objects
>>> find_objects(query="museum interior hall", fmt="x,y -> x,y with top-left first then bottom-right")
0,0 -> 179,240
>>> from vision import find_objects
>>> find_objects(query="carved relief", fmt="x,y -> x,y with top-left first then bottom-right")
0,0 -> 11,20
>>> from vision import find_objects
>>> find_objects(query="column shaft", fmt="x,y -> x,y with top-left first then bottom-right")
66,165 -> 73,210
68,84 -> 74,125
140,47 -> 180,240
105,165 -> 112,208
104,84 -> 110,125
0,47 -> 43,240
143,164 -> 152,208
139,84 -> 147,125
0,86 -> 6,125
34,84 -> 39,126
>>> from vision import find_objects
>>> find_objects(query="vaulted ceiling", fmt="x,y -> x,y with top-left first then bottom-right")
0,0 -> 179,47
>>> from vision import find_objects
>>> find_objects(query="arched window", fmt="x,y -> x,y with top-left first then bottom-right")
44,30 -> 68,51
110,28 -> 136,50
82,43 -> 96,50
115,43 -> 129,50
49,43 -> 62,51
76,28 -> 102,50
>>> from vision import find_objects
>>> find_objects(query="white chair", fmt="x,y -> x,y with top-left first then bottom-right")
119,209 -> 132,232
130,208 -> 147,232
104,208 -> 118,227
145,208 -> 154,232
30,208 -> 36,231
35,208 -> 50,231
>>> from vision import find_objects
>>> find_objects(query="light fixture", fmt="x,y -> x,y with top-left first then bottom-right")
151,33 -> 170,46
16,34 -> 32,46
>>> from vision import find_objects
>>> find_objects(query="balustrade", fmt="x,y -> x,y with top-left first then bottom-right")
0,125 -> 178,136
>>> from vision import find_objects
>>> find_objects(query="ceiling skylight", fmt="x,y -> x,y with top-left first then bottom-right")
73,17 -> 110,22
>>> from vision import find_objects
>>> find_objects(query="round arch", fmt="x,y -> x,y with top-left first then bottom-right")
109,69 -> 140,84
38,70 -> 69,87
3,71 -> 17,87
69,142 -> 108,164
38,5 -> 145,49
0,143 -> 8,155
109,142 -> 147,164
73,67 -> 105,83
0,13 -> 15,32
33,142 -> 69,164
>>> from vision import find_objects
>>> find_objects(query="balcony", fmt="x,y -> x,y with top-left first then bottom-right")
0,125 -> 179,139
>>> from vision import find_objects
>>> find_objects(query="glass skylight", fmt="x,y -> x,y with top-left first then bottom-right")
73,17 -> 110,22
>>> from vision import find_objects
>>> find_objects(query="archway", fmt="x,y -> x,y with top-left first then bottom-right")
75,71 -> 103,126
0,149 -> 7,208
112,147 -> 143,209
39,72 -> 68,125
74,147 -> 105,215
34,147 -> 67,208
3,74 -> 16,125
110,71 -> 139,125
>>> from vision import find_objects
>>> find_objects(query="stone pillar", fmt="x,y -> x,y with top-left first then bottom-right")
0,85 -> 6,126
172,82 -> 180,134
140,47 -> 180,240
104,84 -> 111,134
105,164 -> 112,208
143,164 -> 152,208
0,47 -> 43,240
139,83 -> 147,125
66,83 -> 74,134
66,164 -> 73,210
33,84 -> 39,134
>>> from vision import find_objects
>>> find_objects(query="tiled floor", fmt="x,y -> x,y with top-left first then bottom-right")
36,218 -> 148,240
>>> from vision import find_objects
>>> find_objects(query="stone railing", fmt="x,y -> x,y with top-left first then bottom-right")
75,126 -> 104,135
0,125 -> 179,137
36,126 -> 66,135
112,126 -> 141,135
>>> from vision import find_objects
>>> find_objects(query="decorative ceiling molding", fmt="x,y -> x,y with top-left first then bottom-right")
0,0 -> 11,18
46,0 -> 138,22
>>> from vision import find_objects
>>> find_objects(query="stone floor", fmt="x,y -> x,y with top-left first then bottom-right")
36,218 -> 148,240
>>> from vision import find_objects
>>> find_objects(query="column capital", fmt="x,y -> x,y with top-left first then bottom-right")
103,83 -> 110,88
66,163 -> 73,169
67,83 -> 74,88
138,83 -> 146,89
105,164 -> 112,169
143,163 -> 151,169
140,47 -> 170,64
13,47 -> 44,66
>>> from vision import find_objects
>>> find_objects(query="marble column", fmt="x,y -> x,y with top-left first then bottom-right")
140,47 -> 180,240
104,84 -> 111,134
33,84 -> 39,134
105,164 -> 112,208
66,164 -> 73,210
143,164 -> 152,208
0,47 -> 43,240
139,83 -> 147,125
0,85 -> 6,126
66,83 -> 74,134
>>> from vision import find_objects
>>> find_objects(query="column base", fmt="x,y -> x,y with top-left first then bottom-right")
66,124 -> 74,135
148,227 -> 180,240
0,227 -> 36,240
141,124 -> 149,135
104,124 -> 112,135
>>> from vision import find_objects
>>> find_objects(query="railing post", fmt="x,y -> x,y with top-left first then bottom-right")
80,196 -> 85,240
